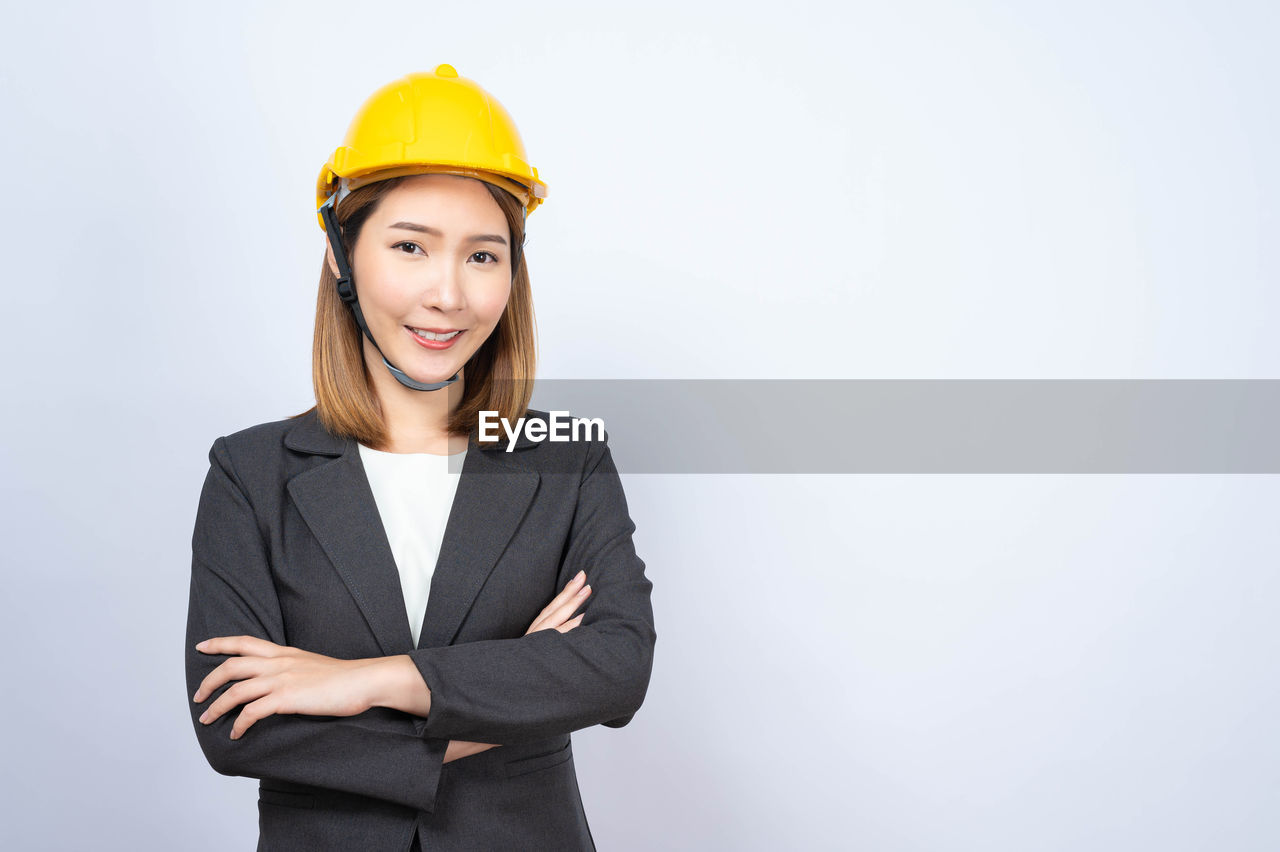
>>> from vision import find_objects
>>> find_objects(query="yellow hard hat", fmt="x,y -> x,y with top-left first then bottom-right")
315,64 -> 548,230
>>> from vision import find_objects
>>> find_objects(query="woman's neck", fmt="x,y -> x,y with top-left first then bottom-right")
366,362 -> 470,455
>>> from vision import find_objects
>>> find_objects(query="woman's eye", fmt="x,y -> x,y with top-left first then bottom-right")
392,243 -> 497,264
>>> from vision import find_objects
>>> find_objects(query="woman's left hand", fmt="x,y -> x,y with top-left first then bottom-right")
193,635 -> 378,739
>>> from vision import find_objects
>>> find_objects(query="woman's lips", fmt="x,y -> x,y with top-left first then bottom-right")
405,326 -> 464,350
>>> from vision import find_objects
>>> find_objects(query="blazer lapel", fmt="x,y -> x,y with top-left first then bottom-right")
284,410 -> 539,658
416,443 -> 539,650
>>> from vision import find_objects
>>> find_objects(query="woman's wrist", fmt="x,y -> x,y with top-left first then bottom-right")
361,655 -> 432,718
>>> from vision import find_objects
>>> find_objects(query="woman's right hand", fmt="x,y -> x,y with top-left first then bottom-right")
443,571 -> 592,764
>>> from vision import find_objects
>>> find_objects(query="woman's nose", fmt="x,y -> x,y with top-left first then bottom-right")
420,259 -> 466,311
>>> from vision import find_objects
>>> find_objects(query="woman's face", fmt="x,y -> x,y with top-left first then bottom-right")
330,174 -> 513,386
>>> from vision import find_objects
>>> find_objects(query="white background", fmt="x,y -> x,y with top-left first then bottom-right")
1,1 -> 1276,849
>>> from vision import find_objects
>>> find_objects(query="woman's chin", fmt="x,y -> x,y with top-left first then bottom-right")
405,363 -> 461,384
368,346 -> 461,386
405,351 -> 467,382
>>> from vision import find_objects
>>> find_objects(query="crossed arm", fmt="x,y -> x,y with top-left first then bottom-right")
190,570 -> 591,746
185,434 -> 656,813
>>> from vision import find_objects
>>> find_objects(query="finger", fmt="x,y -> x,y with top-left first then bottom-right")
534,571 -> 586,620
544,584 -> 590,626
557,612 -> 586,633
557,613 -> 586,634
231,695 -> 280,740
200,678 -> 272,727
196,635 -> 284,659
200,678 -> 262,726
527,585 -> 591,635
194,656 -> 269,704
526,573 -> 587,633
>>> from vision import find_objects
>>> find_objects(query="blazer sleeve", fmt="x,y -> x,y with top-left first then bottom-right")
407,430 -> 658,744
185,436 -> 449,813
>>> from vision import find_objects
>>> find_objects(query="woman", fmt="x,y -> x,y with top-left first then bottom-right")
184,65 -> 657,851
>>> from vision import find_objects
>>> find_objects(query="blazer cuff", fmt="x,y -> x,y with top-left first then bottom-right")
418,734 -> 449,812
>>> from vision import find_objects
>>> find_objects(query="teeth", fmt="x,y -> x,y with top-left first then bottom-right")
410,328 -> 462,341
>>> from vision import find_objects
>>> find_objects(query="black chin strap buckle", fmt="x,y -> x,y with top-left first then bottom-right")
335,276 -> 356,304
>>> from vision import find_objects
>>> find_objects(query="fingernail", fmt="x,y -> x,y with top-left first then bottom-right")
196,640 -> 208,650
576,570 -> 585,581
199,712 -> 209,723
577,584 -> 590,596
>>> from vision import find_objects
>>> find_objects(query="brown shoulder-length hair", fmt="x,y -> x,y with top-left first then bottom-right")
291,175 -> 536,450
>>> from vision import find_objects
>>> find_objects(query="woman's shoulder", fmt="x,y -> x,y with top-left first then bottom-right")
199,410 -> 335,510
205,408 -> 334,475
217,409 -> 318,450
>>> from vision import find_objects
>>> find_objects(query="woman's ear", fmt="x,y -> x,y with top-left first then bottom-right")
324,241 -> 340,279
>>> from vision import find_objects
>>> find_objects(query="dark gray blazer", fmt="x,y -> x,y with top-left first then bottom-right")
184,407 -> 657,851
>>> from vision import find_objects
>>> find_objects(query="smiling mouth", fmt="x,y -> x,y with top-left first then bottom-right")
406,327 -> 464,342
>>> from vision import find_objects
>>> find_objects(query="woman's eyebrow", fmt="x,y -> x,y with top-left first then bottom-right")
388,221 -> 508,245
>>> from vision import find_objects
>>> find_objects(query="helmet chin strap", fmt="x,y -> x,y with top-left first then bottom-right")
318,195 -> 460,392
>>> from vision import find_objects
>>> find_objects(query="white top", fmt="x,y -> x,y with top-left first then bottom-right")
357,443 -> 468,647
